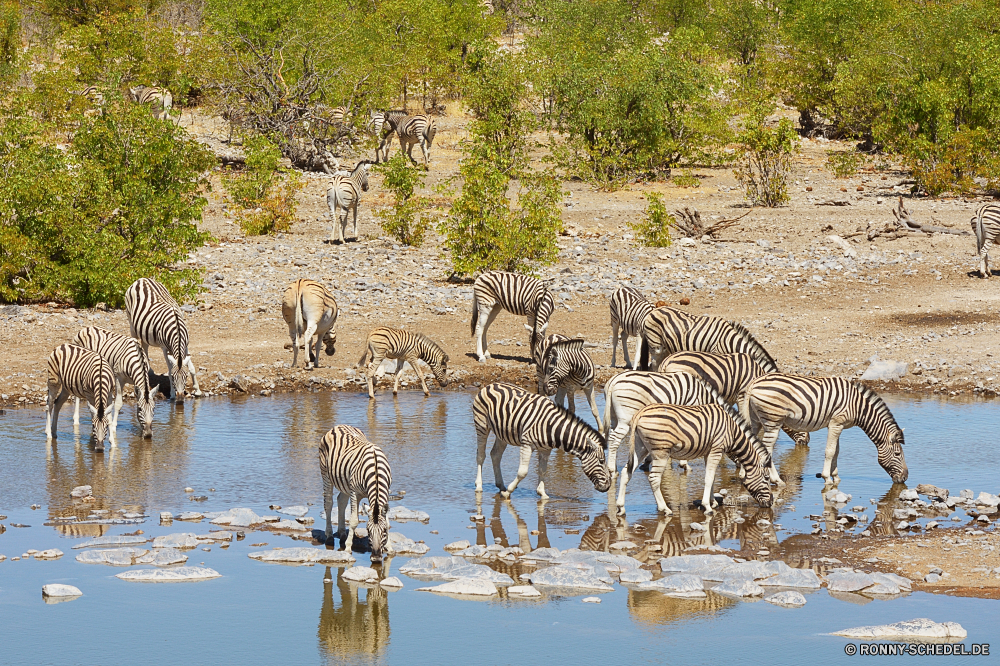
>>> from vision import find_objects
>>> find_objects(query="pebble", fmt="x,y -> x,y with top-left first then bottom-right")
417,579 -> 498,597
444,540 -> 471,552
833,618 -> 966,639
341,566 -> 380,584
380,577 -> 404,590
582,597 -> 601,603
764,590 -> 807,607
70,485 -> 92,498
42,584 -> 82,598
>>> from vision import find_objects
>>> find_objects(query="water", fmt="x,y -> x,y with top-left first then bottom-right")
0,391 -> 997,665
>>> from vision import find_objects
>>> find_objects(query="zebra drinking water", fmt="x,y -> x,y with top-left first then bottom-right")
357,327 -> 449,399
471,271 -> 554,364
46,344 -> 116,449
281,279 -> 338,369
326,162 -> 370,244
609,286 -> 653,368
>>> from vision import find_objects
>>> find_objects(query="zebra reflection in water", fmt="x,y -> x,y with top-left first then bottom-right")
318,567 -> 390,664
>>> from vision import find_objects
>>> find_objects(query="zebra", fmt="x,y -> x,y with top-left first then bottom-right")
70,327 -> 158,438
602,370 -> 728,475
536,335 -> 601,427
46,344 -> 116,449
68,85 -> 105,115
357,327 -> 449,399
124,278 -> 202,402
740,374 -> 908,487
319,425 -> 392,562
971,203 -> 1000,278
616,403 -> 773,517
609,286 -> 653,368
369,110 -> 408,162
326,161 -> 370,244
129,85 -> 173,122
639,306 -> 778,373
394,114 -> 437,169
658,351 -> 809,446
281,279 -> 338,369
471,271 -> 554,364
474,382 -> 611,499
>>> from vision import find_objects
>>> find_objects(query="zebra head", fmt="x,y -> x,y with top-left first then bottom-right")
138,385 -> 159,438
367,503 -> 390,563
322,329 -> 337,357
354,162 -> 370,192
541,339 -> 583,397
578,431 -> 612,492
878,425 -> 908,483
855,384 -> 908,483
741,460 -> 773,508
166,353 -> 188,403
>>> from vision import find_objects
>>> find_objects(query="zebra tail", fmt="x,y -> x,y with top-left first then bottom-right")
738,388 -> 753,430
975,213 -> 986,252
296,289 -> 306,342
356,342 -> 370,369
624,413 -> 640,477
470,297 -> 479,337
601,385 -> 612,446
638,335 -> 649,371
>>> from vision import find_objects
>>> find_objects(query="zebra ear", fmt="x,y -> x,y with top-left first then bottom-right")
150,385 -> 160,400
523,323 -> 533,331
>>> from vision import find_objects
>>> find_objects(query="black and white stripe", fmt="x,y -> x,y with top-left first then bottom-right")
609,286 -> 653,368
972,203 -> 1000,278
394,114 -> 437,168
357,326 -> 449,399
740,374 -> 908,486
46,344 -> 116,449
370,110 -> 408,162
326,161 -> 370,244
281,279 -> 338,368
69,85 -> 106,115
471,271 -> 554,363
129,85 -> 173,122
616,403 -> 773,516
124,278 -> 201,402
537,334 -> 601,426
71,326 -> 158,438
319,425 -> 392,562
473,382 -> 611,498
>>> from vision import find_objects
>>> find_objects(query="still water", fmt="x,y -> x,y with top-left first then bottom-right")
0,391 -> 996,665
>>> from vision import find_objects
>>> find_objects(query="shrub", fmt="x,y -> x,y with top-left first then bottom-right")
672,168 -> 700,188
629,193 -> 674,247
906,128 -> 1000,197
222,135 -> 304,236
374,153 -> 431,246
733,114 -> 798,207
826,150 -> 862,179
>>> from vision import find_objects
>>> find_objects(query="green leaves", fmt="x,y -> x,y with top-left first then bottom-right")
374,153 -> 432,246
629,193 -> 675,248
733,114 -> 798,207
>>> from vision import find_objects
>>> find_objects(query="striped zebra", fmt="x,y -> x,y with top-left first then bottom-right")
616,403 -> 773,516
639,306 -> 778,373
124,278 -> 201,402
357,327 -> 449,399
971,203 -> 1000,278
370,110 -> 408,162
326,161 -> 370,244
471,271 -> 554,364
394,114 -> 437,169
319,425 -> 392,562
129,85 -> 173,122
46,344 -> 116,449
536,335 -> 601,427
70,326 -> 158,438
609,286 -> 653,368
68,85 -> 105,115
281,279 -> 338,368
740,374 -> 908,487
602,371 -> 728,475
474,382 -> 611,498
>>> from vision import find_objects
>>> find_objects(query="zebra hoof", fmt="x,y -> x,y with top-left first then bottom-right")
500,491 -> 511,499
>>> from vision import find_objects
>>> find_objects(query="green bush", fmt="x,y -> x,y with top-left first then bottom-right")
826,150 -> 862,179
733,114 -> 798,207
672,168 -> 700,188
222,135 -> 304,236
0,1 -> 18,83
629,193 -> 674,247
374,153 -> 432,246
907,128 -> 1000,197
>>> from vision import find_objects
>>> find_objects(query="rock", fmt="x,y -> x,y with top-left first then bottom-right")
210,508 -> 262,527
457,545 -> 488,558
898,489 -> 919,501
916,484 -> 948,500
689,522 -> 707,531
636,574 -> 706,597
519,547 -> 562,562
76,548 -> 149,566
386,506 -> 430,522
197,532 -> 233,542
826,235 -> 858,258
506,585 -> 542,598
135,548 -> 188,566
387,532 -> 430,555
70,485 -> 92,498
35,549 -> 63,559
719,561 -> 773,581
832,618 -> 967,639
977,515 -> 991,524
677,237 -> 697,247
924,573 -> 941,583
417,579 -> 498,597
151,533 -> 201,549
582,596 -> 601,603
976,492 -> 1000,507
659,554 -> 737,580
713,579 -> 765,597
765,590 -> 807,607
160,512 -> 173,523
552,549 -> 643,574
863,583 -> 901,595
248,547 -> 355,564
341,566 -> 380,584
42,584 -> 82,598
398,556 -> 514,584
276,505 -> 309,517
177,512 -> 203,521
825,490 -> 849,504
116,567 -> 221,582
961,489 -> 974,499
529,565 -> 615,591
873,572 -> 911,590
380,576 -> 404,589
72,535 -> 148,549
444,540 -> 471,552
609,541 -> 639,551
926,521 -> 939,529
619,569 -> 654,583
269,519 -> 309,531
861,360 -> 907,381
826,572 -> 876,592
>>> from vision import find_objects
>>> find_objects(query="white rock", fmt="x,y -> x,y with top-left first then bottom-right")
582,596 -> 601,603
833,618 -> 967,639
417,578 -> 498,597
210,508 -> 262,527
35,549 -> 64,559
457,544 -> 489,558
72,535 -> 148,549
197,532 -> 233,542
116,567 -> 221,581
42,584 -> 82,597
444,540 -> 471,552
76,548 -> 148,566
659,554 -> 737,580
861,360 -> 907,381
637,574 -> 705,597
619,569 -> 654,583
872,572 -> 911,590
276,505 -> 309,517
713,579 -> 764,597
976,492 -> 1000,507
863,583 -> 900,595
609,541 -> 638,551
529,565 -> 615,591
177,512 -> 203,521
519,547 -> 562,562
270,519 -> 309,531
70,485 -> 92,498
387,532 -> 430,555
765,590 -> 807,607
386,506 -> 430,522
689,522 -> 707,531
506,585 -> 542,597
380,576 -> 404,589
152,533 -> 201,549
249,548 -> 356,564
760,568 -> 822,589
342,566 -> 380,584
898,489 -> 919,501
135,548 -> 188,566
825,490 -> 849,504
826,572 -> 876,592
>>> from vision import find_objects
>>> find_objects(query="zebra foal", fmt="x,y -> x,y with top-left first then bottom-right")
281,279 -> 338,368
370,110 -> 407,162
609,286 -> 652,368
71,327 -> 158,438
319,425 -> 392,562
617,403 -> 773,516
474,383 -> 611,499
471,271 -> 554,364
972,203 -> 1000,278
394,114 -> 437,169
46,344 -> 116,449
740,374 -> 908,487
125,278 -> 201,402
357,327 -> 449,399
326,162 -> 370,244
129,85 -> 173,122
536,335 -> 601,427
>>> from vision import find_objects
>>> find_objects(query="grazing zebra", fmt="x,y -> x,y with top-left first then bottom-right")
471,271 -> 554,364
971,203 -> 1000,278
740,374 -> 908,487
46,344 -> 116,449
639,306 -> 778,374
536,335 -> 601,427
602,371 -> 727,475
357,327 -> 449,399
370,110 -> 407,162
617,403 -> 773,516
68,85 -> 105,115
609,286 -> 653,368
281,279 -> 338,369
319,425 -> 392,562
129,85 -> 173,122
474,382 -> 611,498
394,114 -> 437,168
125,278 -> 201,402
71,327 -> 158,438
326,161 -> 370,244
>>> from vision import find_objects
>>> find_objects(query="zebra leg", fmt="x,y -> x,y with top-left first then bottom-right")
161,347 -> 178,400
647,456 -> 673,515
348,493 -> 361,553
185,356 -> 202,396
701,450 -> 724,515
490,439 -> 509,491
611,322 -> 620,367
73,397 -> 81,425
324,488 -> 334,541
607,423 -> 630,476
302,320 -> 319,370
631,336 -> 645,370
48,388 -> 70,440
565,388 -> 576,413
758,421 -> 785,486
337,491 -> 350,548
822,422 -> 846,486
392,359 -> 406,395
411,356 -> 431,396
365,349 -> 385,399
980,243 -> 991,278
584,383 -> 601,430
420,138 -> 429,169
535,448 -> 551,499
501,444 -> 533,498
475,304 -> 502,362
475,424 -> 491,491
350,203 -> 359,242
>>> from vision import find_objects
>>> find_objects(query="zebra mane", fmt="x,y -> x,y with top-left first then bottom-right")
728,320 -> 778,372
852,382 -> 902,437
414,332 -> 447,361
550,400 -> 606,449
548,338 -> 585,355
